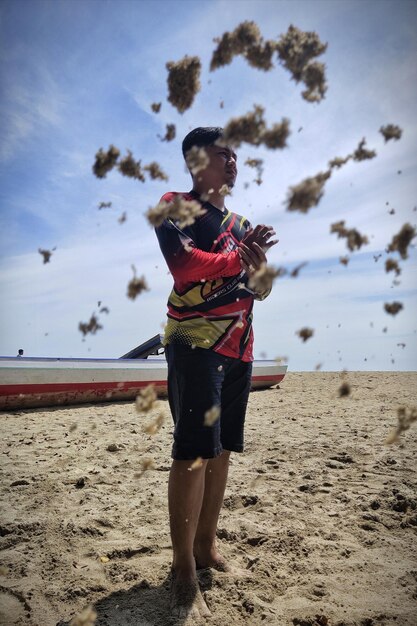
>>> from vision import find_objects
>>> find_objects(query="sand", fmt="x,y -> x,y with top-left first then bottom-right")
1,372 -> 416,626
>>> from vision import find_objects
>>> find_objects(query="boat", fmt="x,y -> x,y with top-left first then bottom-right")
0,335 -> 287,410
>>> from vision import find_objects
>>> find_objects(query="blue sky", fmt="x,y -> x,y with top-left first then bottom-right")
0,0 -> 416,370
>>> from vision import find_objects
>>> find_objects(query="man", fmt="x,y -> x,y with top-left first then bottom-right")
155,127 -> 277,619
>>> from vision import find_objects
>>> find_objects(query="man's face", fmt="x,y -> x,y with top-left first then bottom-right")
196,143 -> 238,190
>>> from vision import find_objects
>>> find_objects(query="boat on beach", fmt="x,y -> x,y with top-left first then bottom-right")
0,335 -> 287,410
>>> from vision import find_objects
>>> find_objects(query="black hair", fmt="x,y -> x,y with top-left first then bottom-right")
182,127 -> 224,159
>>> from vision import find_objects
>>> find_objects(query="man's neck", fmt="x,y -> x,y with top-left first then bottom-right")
192,185 -> 225,212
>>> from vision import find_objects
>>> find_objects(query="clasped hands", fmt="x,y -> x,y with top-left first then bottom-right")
238,224 -> 278,276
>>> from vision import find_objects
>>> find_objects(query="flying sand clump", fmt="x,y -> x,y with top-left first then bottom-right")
380,124 -> 402,143
166,55 -> 202,113
98,201 -> 112,209
286,170 -> 331,213
275,24 -> 328,102
210,21 -> 275,71
296,327 -> 314,342
38,248 -> 55,264
387,223 -> 416,260
385,258 -> 401,276
384,302 -> 403,316
127,265 -> 149,300
92,146 -> 120,178
93,146 -> 168,183
151,102 -> 162,113
144,412 -> 165,435
330,221 -> 369,252
159,123 -> 176,142
146,195 -> 206,229
248,264 -> 285,293
185,145 -> 210,175
118,151 -> 146,182
385,406 -> 417,444
221,104 -> 290,149
143,162 -> 169,181
210,22 -> 328,103
69,605 -> 97,626
134,457 -> 155,479
286,137 -> 376,213
78,314 -> 103,337
204,405 -> 221,427
245,157 -> 264,185
135,384 -> 157,413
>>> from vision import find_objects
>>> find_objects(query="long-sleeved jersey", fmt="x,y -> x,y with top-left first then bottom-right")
155,191 -> 270,362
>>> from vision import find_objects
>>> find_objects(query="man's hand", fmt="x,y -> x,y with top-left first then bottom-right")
238,242 -> 268,275
241,224 -> 278,252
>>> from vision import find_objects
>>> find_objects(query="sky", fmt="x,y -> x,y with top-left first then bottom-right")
0,0 -> 416,371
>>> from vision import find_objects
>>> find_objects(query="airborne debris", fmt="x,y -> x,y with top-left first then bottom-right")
221,104 -> 290,149
245,157 -> 264,185
296,327 -> 314,342
135,384 -> 157,413
211,22 -> 328,102
339,256 -> 350,266
78,314 -> 102,337
127,265 -> 149,300
98,201 -> 112,209
387,223 -> 416,260
144,412 -> 165,435
210,21 -> 274,71
286,170 -> 331,213
385,406 -> 417,444
384,302 -> 403,316
69,605 -> 97,626
146,195 -> 206,228
328,155 -> 351,169
380,124 -> 402,142
118,151 -> 145,181
151,102 -> 162,113
159,123 -> 176,142
118,212 -> 127,224
204,405 -> 221,426
93,145 -> 120,178
38,247 -> 56,264
218,183 -> 232,196
275,24 -> 328,102
351,138 -> 377,162
275,355 -> 288,364
188,457 -> 204,471
385,258 -> 401,276
330,221 -> 369,252
248,264 -> 284,293
144,161 -> 169,181
338,382 -> 351,397
166,55 -> 202,113
290,262 -> 308,277
287,136 -> 377,213
185,145 -> 210,175
134,457 -> 155,478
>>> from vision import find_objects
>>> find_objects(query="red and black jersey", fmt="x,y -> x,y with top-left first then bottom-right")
155,191 -> 270,362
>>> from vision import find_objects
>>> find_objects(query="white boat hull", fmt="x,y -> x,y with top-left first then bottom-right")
0,356 -> 287,410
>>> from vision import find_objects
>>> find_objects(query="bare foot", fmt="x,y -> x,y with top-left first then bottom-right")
195,549 -> 250,577
170,571 -> 211,620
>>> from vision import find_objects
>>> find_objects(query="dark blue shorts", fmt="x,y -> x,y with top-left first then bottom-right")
165,344 -> 253,460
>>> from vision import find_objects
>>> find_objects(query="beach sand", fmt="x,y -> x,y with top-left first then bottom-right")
1,372 -> 416,626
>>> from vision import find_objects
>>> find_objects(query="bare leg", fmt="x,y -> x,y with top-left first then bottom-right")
168,459 -> 211,619
193,450 -> 231,571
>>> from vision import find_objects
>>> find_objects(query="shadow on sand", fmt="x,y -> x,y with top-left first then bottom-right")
56,569 -> 214,626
